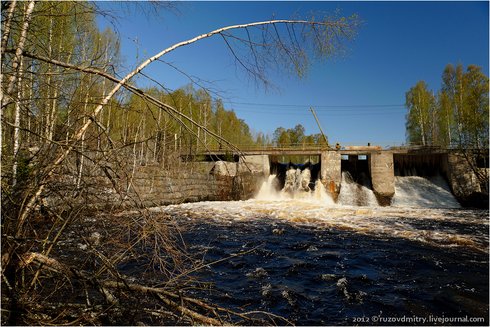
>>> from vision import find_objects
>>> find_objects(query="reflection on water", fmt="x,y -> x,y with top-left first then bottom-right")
155,198 -> 489,325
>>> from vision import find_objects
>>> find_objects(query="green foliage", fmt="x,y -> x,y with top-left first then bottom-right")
272,124 -> 327,147
111,84 -> 257,155
1,1 -> 122,150
405,81 -> 436,145
405,64 -> 489,149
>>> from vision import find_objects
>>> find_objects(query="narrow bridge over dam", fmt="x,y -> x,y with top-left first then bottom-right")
191,145 -> 487,206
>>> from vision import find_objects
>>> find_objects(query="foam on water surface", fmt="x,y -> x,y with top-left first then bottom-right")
152,169 -> 484,252
156,199 -> 487,253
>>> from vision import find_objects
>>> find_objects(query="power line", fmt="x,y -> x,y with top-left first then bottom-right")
224,101 -> 405,109
231,108 -> 405,115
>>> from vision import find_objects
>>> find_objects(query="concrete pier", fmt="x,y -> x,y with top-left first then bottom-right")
238,155 -> 270,177
369,152 -> 395,205
320,151 -> 342,200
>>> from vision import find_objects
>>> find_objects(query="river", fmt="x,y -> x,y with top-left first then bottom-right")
155,169 -> 489,325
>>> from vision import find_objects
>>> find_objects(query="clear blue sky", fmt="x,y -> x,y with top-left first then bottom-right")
97,1 -> 489,147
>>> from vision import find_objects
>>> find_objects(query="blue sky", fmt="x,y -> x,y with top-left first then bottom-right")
97,1 -> 489,147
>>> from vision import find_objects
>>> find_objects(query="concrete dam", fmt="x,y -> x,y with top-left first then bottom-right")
198,146 -> 488,208
71,145 -> 486,210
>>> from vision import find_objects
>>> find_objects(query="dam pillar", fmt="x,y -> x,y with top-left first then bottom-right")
369,152 -> 395,206
320,151 -> 341,200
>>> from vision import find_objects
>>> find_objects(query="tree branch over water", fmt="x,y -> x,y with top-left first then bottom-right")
8,15 -> 360,241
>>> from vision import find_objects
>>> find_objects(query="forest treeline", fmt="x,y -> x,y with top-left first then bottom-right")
1,0 -> 329,183
1,0 -> 260,182
267,124 -> 328,147
405,64 -> 488,149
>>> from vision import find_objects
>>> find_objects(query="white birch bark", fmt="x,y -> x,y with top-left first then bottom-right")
1,0 -> 35,165
0,0 -> 17,52
12,59 -> 23,186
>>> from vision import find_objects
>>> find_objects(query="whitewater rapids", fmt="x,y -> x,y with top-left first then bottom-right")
154,171 -> 487,253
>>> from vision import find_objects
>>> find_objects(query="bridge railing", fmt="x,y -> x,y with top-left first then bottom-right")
198,143 -> 329,153
196,142 -> 401,153
193,142 -> 462,154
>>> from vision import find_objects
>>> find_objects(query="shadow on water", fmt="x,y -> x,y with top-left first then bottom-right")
178,218 -> 489,326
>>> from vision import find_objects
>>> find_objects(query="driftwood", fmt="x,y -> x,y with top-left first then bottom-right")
18,252 -> 224,325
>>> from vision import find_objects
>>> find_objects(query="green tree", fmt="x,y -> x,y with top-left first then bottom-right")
439,63 -> 489,148
405,81 -> 436,145
273,127 -> 286,145
290,124 -> 305,145
405,64 -> 488,192
436,90 -> 453,147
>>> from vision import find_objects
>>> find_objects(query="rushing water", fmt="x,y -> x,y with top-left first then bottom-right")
154,170 -> 489,325
338,172 -> 379,207
392,175 -> 462,208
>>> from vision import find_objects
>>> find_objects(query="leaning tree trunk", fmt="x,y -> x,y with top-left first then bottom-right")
12,16 -> 357,247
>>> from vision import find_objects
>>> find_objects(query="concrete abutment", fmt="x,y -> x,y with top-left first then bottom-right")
55,149 -> 484,210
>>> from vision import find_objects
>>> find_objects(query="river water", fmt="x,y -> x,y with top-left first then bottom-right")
156,170 -> 489,325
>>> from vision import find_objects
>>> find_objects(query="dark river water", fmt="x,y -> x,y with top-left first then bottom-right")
153,173 -> 489,325
159,200 -> 489,326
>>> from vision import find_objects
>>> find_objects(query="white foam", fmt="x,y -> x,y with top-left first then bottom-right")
338,172 -> 379,207
255,169 -> 335,204
392,175 -> 461,208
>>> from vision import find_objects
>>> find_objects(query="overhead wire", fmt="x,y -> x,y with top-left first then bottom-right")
221,100 -> 406,116
224,100 -> 405,108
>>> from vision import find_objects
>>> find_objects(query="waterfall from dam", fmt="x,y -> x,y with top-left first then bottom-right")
392,175 -> 461,208
256,168 -> 461,209
337,171 -> 379,207
255,168 -> 334,204
256,168 -> 379,206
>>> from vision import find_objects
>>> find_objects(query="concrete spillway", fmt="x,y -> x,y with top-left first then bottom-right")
199,147 -> 486,208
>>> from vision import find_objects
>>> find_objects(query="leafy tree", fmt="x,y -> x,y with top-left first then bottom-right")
436,90 -> 453,147
405,64 -> 488,193
405,81 -> 436,145
272,124 -> 327,147
290,124 -> 306,145
1,3 -> 361,324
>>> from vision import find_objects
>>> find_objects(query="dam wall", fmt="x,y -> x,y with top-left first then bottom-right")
445,152 -> 489,207
46,156 -> 268,210
122,160 -> 266,207
45,149 -> 486,210
320,151 -> 341,201
369,152 -> 395,206
130,151 -> 486,208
